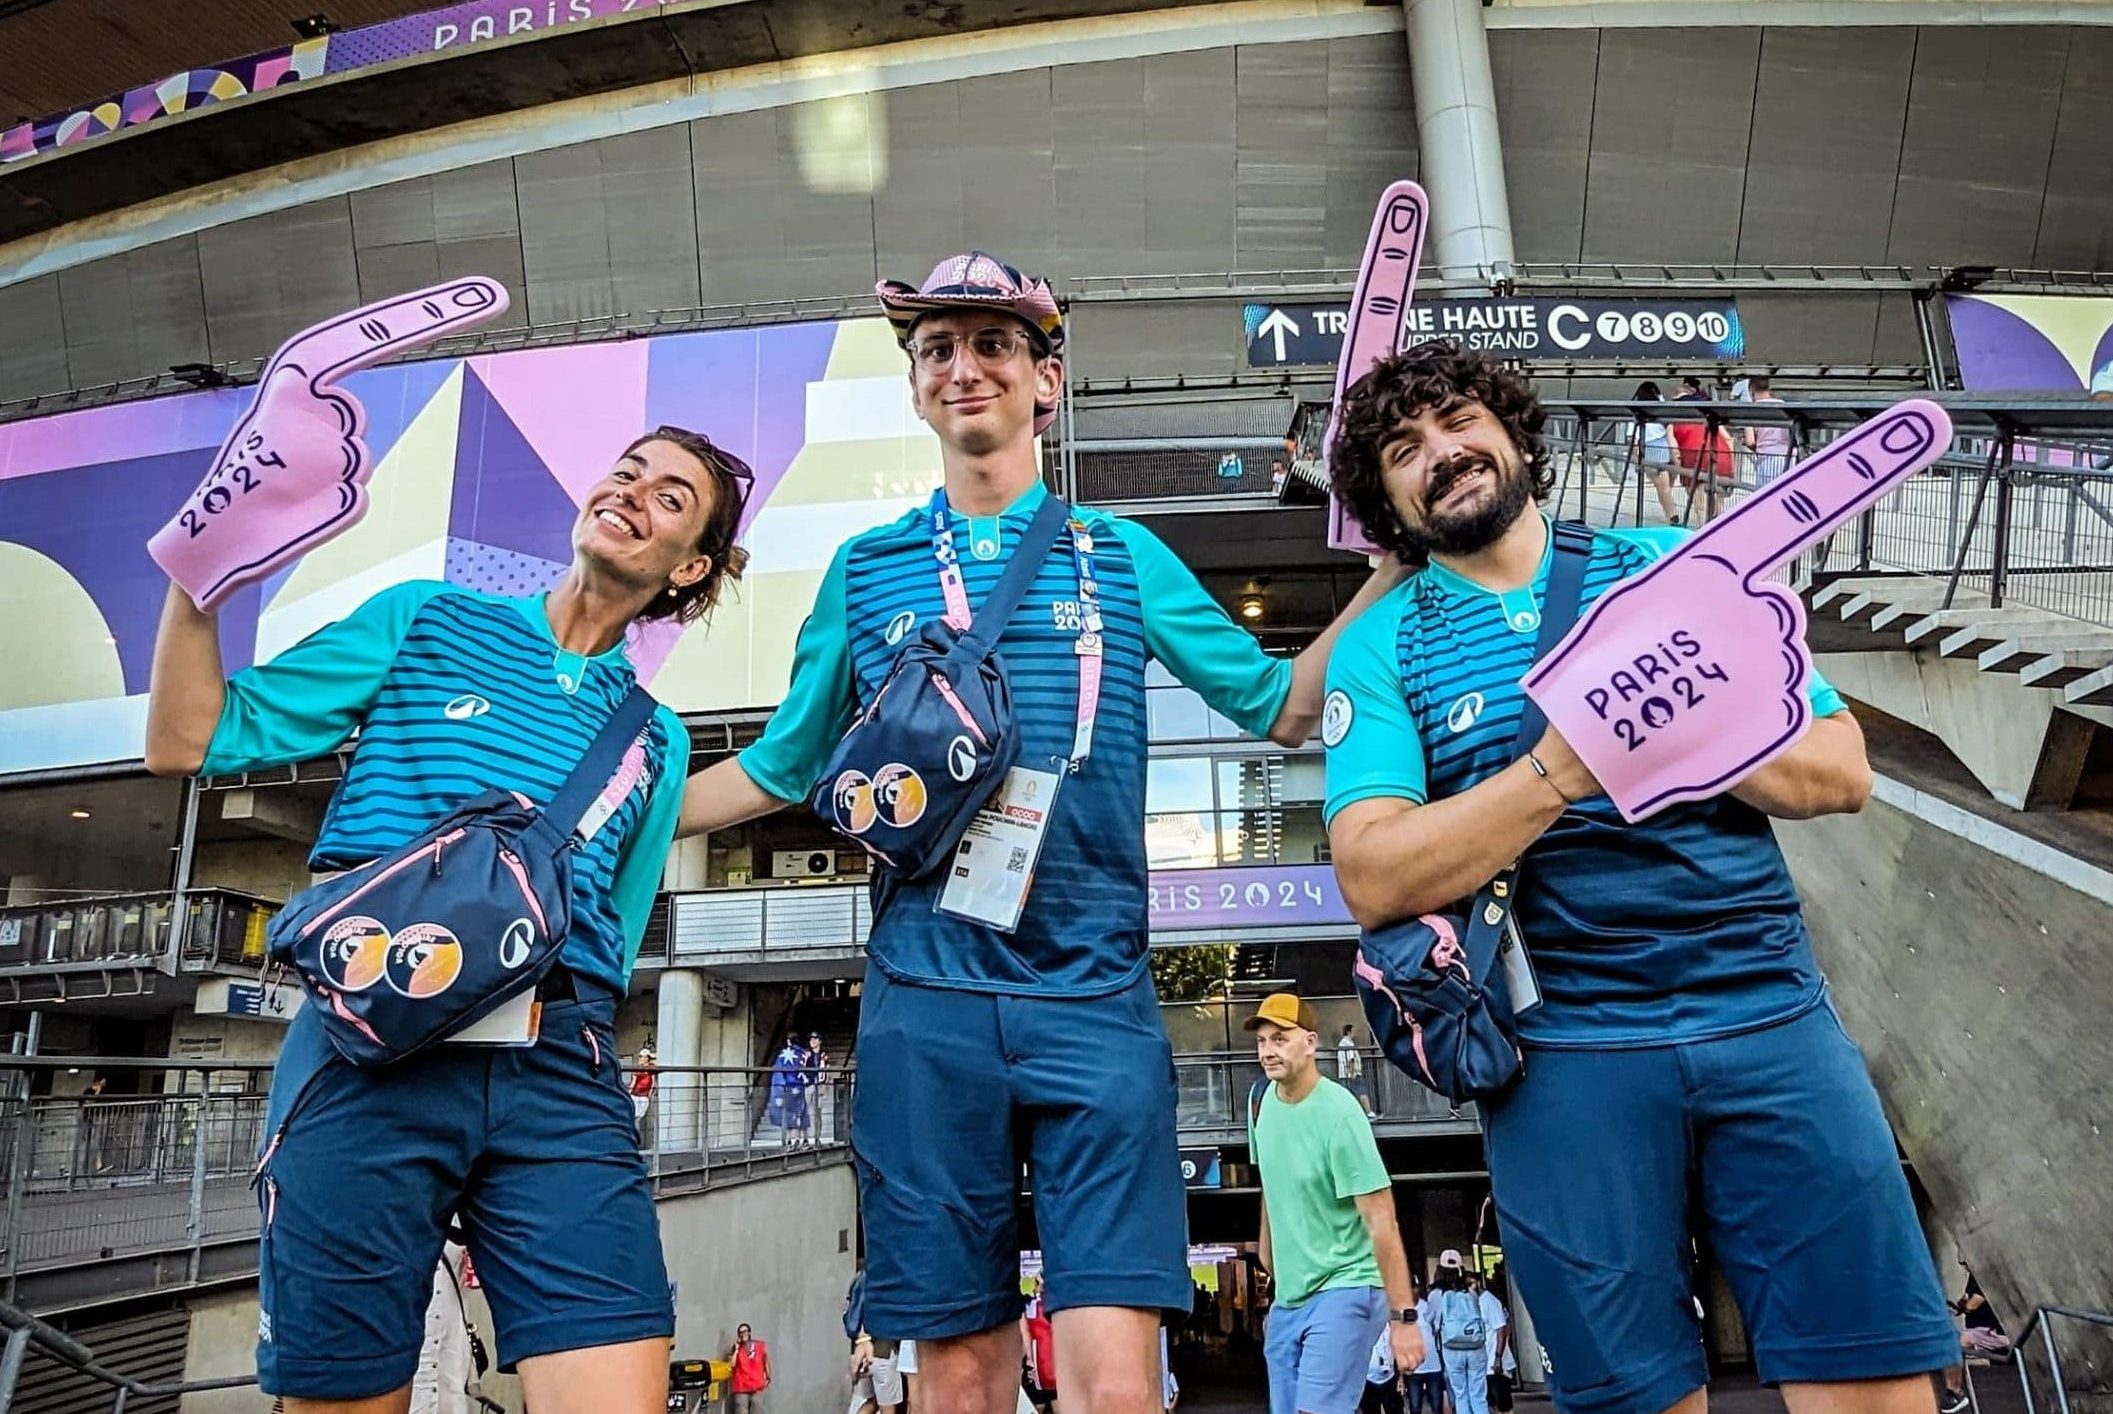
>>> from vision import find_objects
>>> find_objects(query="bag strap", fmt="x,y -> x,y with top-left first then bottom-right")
1465,520 -> 1595,989
543,683 -> 659,838
957,494 -> 1073,659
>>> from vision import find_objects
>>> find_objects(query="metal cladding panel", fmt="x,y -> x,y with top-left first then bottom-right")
1490,28 -> 1599,266
55,238 -> 211,388
1052,59 -> 1153,279
2034,26 -> 2113,271
1886,25 -> 2069,268
196,199 -> 362,361
1234,40 -> 1331,271
691,106 -> 879,303
1871,291 -> 1925,366
873,70 -> 1060,280
0,275 -> 70,401
516,126 -> 703,324
1735,26 -> 1916,265
1140,49 -> 1238,276
1323,33 -> 1418,269
349,162 -> 530,308
1067,298 -> 1239,382
1735,291 -> 1886,366
1580,28 -> 1762,266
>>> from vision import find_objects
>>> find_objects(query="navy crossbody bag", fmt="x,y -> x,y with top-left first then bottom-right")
267,685 -> 656,1066
1351,522 -> 1591,1104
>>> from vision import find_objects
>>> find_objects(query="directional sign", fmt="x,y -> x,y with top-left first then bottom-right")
1243,296 -> 1745,367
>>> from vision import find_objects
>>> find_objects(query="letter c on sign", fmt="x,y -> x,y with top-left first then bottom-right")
1547,305 -> 1591,353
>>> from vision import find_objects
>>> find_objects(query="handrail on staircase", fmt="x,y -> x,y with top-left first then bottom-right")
0,1297 -> 258,1412
2010,1303 -> 2113,1414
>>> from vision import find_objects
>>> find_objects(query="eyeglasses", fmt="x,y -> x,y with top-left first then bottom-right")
907,326 -> 1043,370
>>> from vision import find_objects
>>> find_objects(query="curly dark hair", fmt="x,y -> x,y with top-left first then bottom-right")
1329,341 -> 1553,563
624,425 -> 753,626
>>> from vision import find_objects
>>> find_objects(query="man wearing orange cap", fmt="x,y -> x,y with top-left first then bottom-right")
1247,994 -> 1424,1414
680,253 -> 1403,1412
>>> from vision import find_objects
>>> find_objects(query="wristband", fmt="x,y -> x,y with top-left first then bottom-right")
1527,752 -> 1576,806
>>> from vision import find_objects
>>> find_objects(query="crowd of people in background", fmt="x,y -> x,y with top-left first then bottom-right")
1619,374 -> 1798,525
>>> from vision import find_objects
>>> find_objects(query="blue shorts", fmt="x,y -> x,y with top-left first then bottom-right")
1264,1285 -> 1386,1414
1484,1000 -> 1956,1414
849,964 -> 1190,1338
255,990 -> 672,1400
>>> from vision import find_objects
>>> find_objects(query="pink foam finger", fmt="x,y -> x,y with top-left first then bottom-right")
1523,400 -> 1954,821
1678,400 -> 1950,581
1324,181 -> 1427,554
270,277 -> 509,391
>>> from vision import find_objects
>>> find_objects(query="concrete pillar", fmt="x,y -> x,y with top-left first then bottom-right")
658,969 -> 705,1153
1402,0 -> 1515,273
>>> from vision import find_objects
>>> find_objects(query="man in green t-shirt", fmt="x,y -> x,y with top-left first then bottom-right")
1247,994 -> 1424,1414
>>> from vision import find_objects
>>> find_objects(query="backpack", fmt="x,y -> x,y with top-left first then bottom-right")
1351,522 -> 1591,1104
267,685 -> 655,1066
1439,1288 -> 1487,1352
812,492 -> 1076,881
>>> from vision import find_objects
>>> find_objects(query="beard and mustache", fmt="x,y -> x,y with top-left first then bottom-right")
1398,451 -> 1534,558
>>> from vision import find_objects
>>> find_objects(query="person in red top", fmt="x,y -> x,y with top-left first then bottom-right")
729,1324 -> 770,1412
1668,376 -> 1735,522
1022,1277 -> 1059,1412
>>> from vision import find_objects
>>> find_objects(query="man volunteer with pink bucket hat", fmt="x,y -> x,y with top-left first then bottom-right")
679,252 -> 1404,1412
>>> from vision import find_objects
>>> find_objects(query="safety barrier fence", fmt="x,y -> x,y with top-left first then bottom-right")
1172,1048 -> 1476,1138
2009,1305 -> 2113,1414
1539,405 -> 2113,633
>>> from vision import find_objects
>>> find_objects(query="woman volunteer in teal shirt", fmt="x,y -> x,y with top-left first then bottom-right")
146,426 -> 749,1414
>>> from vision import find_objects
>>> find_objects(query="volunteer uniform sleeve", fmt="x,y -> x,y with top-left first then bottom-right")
1608,526 -> 1846,717
613,705 -> 691,974
1110,517 -> 1292,738
1322,589 -> 1428,824
201,580 -> 443,775
737,546 -> 859,803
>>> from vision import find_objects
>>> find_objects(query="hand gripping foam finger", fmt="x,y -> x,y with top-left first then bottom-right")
149,277 -> 510,611
1326,181 -> 1428,554
1523,399 -> 1952,821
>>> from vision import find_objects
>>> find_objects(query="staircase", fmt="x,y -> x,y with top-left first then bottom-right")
1808,575 -> 2113,709
749,994 -> 857,1150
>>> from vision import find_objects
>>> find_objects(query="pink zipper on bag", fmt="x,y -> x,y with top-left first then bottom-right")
297,828 -> 468,940
497,849 -> 548,938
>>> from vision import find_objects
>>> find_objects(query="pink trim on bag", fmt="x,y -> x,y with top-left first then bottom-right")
1353,953 -> 1406,1023
497,849 -> 548,938
1408,1019 -> 1439,1087
928,673 -> 989,743
584,1026 -> 601,1069
297,828 -> 468,939
1425,915 -> 1468,980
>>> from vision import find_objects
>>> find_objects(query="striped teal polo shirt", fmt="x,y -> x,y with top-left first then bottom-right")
205,583 -> 688,995
1323,520 -> 1844,1048
740,481 -> 1292,998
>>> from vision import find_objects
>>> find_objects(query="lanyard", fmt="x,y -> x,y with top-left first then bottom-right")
929,490 -> 1102,768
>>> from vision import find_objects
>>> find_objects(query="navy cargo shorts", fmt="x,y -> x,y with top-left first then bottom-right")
254,989 -> 672,1399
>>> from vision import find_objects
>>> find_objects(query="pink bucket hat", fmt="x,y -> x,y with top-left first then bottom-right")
876,251 -> 1066,434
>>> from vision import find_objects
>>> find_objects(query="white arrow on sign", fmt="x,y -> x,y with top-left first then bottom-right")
1257,308 -> 1301,362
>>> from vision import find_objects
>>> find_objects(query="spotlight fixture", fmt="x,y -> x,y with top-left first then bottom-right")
70,808 -> 92,820
290,13 -> 339,38
1238,593 -> 1265,623
168,362 -> 232,389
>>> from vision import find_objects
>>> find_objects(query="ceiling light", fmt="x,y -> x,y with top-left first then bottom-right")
70,808 -> 92,819
290,13 -> 339,38
1238,594 -> 1265,622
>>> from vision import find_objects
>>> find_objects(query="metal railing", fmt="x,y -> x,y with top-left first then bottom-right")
1539,406 -> 2113,633
2009,1305 -> 2113,1414
1172,1049 -> 1476,1137
0,1057 -> 852,1312
0,1299 -> 259,1413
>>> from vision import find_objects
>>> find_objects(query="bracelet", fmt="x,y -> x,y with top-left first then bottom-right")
1527,752 -> 1576,806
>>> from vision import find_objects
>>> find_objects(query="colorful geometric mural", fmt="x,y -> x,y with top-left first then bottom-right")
0,317 -> 942,777
1945,294 -> 2113,394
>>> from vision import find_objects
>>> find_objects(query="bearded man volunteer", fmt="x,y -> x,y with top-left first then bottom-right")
680,253 -> 1401,1413
1319,341 -> 1956,1414
1247,994 -> 1422,1414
